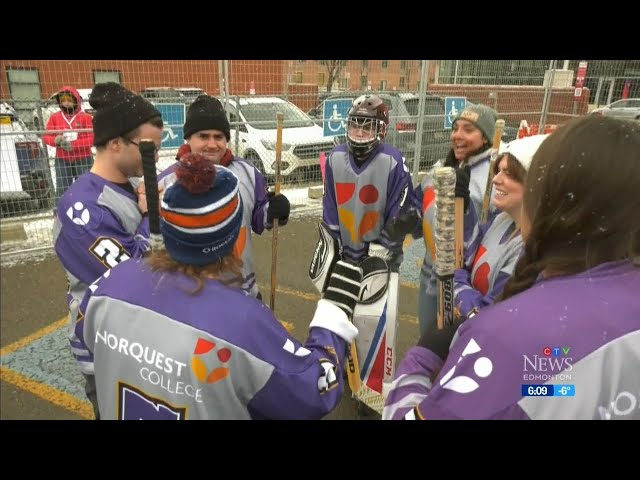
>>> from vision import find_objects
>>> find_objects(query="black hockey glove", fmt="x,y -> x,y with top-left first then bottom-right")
455,165 -> 471,213
384,208 -> 421,242
267,192 -> 290,226
417,313 -> 468,362
322,260 -> 363,319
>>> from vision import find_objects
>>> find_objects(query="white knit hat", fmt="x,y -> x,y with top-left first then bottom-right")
500,134 -> 549,172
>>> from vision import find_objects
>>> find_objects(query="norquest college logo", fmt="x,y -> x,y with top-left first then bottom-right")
522,346 -> 573,381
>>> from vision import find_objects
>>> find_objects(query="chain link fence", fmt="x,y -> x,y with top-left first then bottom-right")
1,59 -> 638,257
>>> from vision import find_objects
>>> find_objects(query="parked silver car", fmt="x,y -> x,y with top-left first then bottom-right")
591,98 -> 640,121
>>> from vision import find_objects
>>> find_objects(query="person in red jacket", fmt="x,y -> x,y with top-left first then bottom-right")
43,86 -> 95,204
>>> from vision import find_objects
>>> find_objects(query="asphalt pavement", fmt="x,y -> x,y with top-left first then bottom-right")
0,212 -> 425,420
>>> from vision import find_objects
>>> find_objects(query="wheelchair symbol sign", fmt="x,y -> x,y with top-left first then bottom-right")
444,97 -> 467,129
154,103 -> 185,148
322,99 -> 352,137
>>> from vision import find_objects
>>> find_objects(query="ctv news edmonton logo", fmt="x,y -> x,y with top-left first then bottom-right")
522,346 -> 573,381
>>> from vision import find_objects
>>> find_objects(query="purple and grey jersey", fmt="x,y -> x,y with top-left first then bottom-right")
159,156 -> 269,297
53,172 -> 150,366
322,143 -> 412,264
383,261 -> 640,420
454,212 -> 523,318
74,258 -> 358,420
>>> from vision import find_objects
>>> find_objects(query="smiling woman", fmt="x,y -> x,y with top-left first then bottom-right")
450,134 -> 548,321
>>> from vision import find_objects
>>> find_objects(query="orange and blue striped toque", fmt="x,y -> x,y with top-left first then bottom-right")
160,153 -> 242,266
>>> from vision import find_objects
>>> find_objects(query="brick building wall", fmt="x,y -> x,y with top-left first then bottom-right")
427,84 -> 590,126
0,60 -> 287,100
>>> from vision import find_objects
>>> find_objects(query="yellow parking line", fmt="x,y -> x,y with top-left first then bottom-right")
0,366 -> 93,419
0,284 -> 417,420
261,284 -> 418,326
0,316 -> 67,357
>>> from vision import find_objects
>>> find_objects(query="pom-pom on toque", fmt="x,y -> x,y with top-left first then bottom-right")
160,164 -> 243,267
176,143 -> 192,161
176,153 -> 216,194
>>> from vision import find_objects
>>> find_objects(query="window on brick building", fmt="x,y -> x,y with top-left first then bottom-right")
93,70 -> 121,85
294,71 -> 303,83
5,67 -> 41,125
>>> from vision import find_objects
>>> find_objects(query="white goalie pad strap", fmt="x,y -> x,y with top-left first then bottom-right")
309,222 -> 340,294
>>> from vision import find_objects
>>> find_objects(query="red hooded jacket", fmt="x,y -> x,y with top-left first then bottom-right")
43,86 -> 94,161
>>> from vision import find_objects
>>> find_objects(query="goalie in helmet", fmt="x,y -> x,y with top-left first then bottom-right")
309,94 -> 419,412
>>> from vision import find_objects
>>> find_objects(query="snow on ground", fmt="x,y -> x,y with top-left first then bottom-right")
0,183 -> 322,264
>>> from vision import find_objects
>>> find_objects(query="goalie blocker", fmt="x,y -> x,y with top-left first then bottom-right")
309,223 -> 399,414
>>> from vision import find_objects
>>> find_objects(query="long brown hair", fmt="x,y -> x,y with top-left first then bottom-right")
498,116 -> 640,302
145,250 -> 243,295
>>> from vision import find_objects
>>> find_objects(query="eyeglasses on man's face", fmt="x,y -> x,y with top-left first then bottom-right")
123,138 -> 161,154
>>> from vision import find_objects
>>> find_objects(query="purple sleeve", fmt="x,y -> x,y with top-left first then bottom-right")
136,215 -> 150,237
246,301 -> 351,420
322,153 -> 340,238
383,156 -> 413,225
55,203 -> 150,287
71,272 -> 107,375
382,346 -> 444,420
384,324 -> 530,420
454,269 -> 512,318
378,156 -> 413,253
252,168 -> 269,234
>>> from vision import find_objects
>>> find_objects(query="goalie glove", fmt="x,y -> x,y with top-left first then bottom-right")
309,222 -> 341,294
322,261 -> 363,318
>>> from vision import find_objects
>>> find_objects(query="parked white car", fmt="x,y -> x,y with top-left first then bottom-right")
223,96 -> 334,181
591,98 -> 640,121
1,102 -> 54,217
32,88 -> 93,130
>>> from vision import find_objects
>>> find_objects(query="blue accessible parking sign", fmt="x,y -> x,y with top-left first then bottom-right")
154,103 -> 186,149
444,97 -> 467,129
322,98 -> 352,137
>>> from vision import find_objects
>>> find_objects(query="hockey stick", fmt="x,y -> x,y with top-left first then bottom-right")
139,140 -> 163,251
269,112 -> 284,311
346,340 -> 362,398
434,167 -> 457,330
480,119 -> 505,224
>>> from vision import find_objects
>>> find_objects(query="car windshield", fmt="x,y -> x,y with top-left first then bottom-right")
403,97 -> 445,115
241,101 -> 315,129
179,89 -> 205,99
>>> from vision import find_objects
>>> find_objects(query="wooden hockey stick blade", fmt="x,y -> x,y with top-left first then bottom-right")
480,119 -> 505,223
455,197 -> 464,269
270,112 -> 285,311
346,340 -> 362,396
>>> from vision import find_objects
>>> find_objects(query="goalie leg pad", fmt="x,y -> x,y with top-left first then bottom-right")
352,271 -> 399,397
308,222 -> 340,294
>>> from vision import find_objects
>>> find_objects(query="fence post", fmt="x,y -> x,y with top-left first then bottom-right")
539,59 -> 556,132
412,60 -> 429,184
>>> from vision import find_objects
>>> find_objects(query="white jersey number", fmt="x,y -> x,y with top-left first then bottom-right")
90,237 -> 131,269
